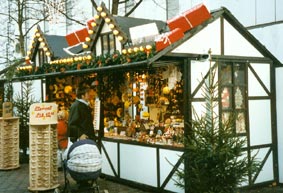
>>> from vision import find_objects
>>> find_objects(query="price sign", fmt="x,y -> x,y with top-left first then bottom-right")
29,103 -> 57,125
2,102 -> 13,118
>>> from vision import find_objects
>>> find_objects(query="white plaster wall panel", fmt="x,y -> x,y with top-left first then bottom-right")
250,24 -> 283,63
224,20 -> 263,57
192,101 -> 206,120
159,149 -> 184,193
101,141 -> 118,176
249,100 -> 272,146
276,68 -> 283,183
172,19 -> 221,55
253,148 -> 274,183
115,40 -> 122,53
190,60 -> 211,98
96,37 -> 102,56
248,63 -> 270,97
120,144 -> 157,186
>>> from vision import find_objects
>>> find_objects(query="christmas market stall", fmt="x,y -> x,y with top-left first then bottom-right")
4,2 -> 283,193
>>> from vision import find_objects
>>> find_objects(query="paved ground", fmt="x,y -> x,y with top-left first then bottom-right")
1,163 -> 283,193
0,163 -> 150,193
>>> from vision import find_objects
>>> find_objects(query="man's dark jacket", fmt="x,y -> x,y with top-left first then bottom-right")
68,99 -> 94,141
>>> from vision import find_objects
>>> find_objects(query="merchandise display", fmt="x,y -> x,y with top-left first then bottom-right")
101,66 -> 184,146
0,117 -> 20,170
28,103 -> 59,191
46,65 -> 185,147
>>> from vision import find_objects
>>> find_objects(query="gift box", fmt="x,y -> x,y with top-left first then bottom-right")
65,32 -> 80,47
166,4 -> 211,33
87,18 -> 96,30
167,15 -> 192,33
75,27 -> 89,42
155,28 -> 184,52
183,4 -> 211,28
65,28 -> 89,46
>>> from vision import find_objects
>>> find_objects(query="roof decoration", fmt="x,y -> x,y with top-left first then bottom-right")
65,18 -> 99,53
65,28 -> 89,47
25,25 -> 53,64
154,3 -> 211,52
64,2 -> 129,54
95,2 -> 128,44
18,4 -> 281,78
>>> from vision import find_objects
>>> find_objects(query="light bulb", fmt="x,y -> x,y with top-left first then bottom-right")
113,29 -> 119,35
97,6 -> 102,12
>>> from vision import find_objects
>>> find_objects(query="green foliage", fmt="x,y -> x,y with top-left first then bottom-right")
174,67 -> 260,193
13,81 -> 39,154
14,47 -> 157,77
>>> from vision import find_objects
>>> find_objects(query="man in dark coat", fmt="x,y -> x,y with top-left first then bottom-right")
68,85 -> 95,142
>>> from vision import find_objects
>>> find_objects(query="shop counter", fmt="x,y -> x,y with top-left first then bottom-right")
101,136 -> 185,193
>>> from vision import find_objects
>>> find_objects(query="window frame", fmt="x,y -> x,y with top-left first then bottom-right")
219,62 -> 248,135
100,32 -> 116,55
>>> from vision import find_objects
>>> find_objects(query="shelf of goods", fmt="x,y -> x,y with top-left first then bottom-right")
28,124 -> 59,191
0,117 -> 20,170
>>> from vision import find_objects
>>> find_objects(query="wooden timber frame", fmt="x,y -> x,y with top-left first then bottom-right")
0,51 -> 279,192
1,6 -> 282,193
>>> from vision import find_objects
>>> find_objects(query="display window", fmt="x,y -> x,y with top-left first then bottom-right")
220,62 -> 247,134
99,65 -> 184,146
45,64 -> 185,146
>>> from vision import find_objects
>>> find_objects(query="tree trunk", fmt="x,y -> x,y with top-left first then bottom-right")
112,0 -> 119,14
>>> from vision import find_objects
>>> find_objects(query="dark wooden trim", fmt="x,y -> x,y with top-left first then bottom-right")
220,16 -> 224,55
270,62 -> 279,185
251,147 -> 272,184
117,141 -> 120,178
248,96 -> 272,100
160,153 -> 185,190
183,58 -> 190,193
101,141 -> 118,177
156,148 -> 160,188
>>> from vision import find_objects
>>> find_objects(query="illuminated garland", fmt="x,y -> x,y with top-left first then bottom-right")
16,45 -> 155,77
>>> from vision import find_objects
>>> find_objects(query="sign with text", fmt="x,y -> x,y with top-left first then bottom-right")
29,103 -> 57,125
2,102 -> 13,118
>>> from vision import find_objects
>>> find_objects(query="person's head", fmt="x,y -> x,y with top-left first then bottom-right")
76,85 -> 95,102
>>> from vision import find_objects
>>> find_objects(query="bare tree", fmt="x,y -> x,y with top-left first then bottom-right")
0,0 -> 48,59
0,0 -> 144,71
86,0 -> 143,16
